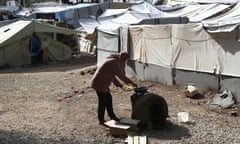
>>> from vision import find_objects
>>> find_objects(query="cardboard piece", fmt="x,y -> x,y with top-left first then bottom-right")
105,120 -> 130,137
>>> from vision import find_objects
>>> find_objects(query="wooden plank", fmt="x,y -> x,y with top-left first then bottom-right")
139,135 -> 147,144
104,120 -> 130,129
134,136 -> 139,144
126,135 -> 147,144
105,120 -> 130,137
127,135 -> 133,144
109,127 -> 128,137
120,118 -> 140,132
120,118 -> 140,126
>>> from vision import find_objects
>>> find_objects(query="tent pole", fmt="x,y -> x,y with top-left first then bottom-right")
20,0 -> 26,7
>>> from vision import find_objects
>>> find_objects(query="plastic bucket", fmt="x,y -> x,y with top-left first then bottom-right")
177,112 -> 189,123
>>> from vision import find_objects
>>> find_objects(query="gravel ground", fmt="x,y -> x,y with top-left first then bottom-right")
0,54 -> 240,144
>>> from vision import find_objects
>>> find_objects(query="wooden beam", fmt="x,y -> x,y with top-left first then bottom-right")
126,135 -> 148,144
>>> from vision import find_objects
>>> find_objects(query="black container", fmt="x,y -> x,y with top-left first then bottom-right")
130,87 -> 169,129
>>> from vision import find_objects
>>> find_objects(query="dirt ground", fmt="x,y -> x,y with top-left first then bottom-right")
0,54 -> 240,144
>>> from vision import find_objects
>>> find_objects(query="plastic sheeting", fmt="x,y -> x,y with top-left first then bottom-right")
97,29 -> 119,65
202,3 -> 240,33
128,23 -> 240,77
97,28 -> 119,52
79,2 -> 173,34
94,2 -> 240,77
164,3 -> 231,22
171,23 -> 221,74
208,89 -> 235,109
129,25 -> 172,68
99,8 -> 128,17
169,0 -> 239,4
164,2 -> 240,33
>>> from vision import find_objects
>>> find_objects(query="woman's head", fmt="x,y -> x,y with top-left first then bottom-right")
119,51 -> 129,61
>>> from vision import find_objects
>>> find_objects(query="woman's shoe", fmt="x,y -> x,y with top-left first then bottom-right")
99,120 -> 106,125
111,117 -> 120,121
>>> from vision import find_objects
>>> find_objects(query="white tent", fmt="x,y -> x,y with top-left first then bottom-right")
79,2 -> 186,34
0,20 -> 77,67
80,1 -> 240,100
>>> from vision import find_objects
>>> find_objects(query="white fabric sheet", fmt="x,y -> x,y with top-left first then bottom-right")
99,9 -> 128,18
129,25 -> 172,67
93,2 -> 240,77
128,23 -> 240,77
202,3 -> 240,33
171,23 -> 221,74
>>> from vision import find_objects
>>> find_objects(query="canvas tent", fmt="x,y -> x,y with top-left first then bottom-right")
79,2 -> 188,66
16,2 -> 109,29
0,20 -> 77,67
79,1 -> 240,101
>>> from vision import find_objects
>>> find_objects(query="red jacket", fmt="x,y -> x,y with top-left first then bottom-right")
90,56 -> 135,92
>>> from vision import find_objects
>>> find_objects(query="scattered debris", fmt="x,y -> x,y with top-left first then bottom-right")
208,90 -> 236,109
64,95 -> 73,99
56,97 -> 63,101
74,90 -> 79,94
183,84 -> 204,99
230,110 -> 238,117
80,71 -> 85,75
177,112 -> 189,123
80,90 -> 85,94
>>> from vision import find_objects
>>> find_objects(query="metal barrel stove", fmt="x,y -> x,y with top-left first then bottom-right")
130,86 -> 169,129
